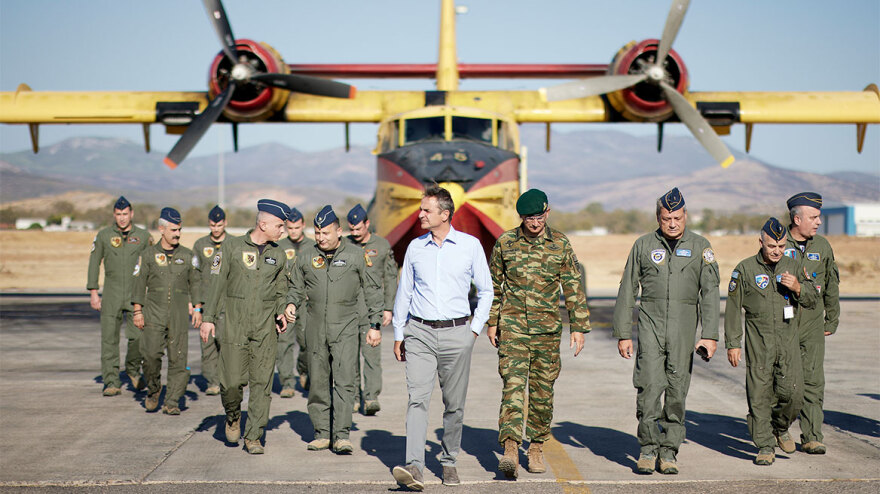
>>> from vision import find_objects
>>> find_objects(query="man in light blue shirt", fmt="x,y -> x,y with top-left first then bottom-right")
391,186 -> 493,491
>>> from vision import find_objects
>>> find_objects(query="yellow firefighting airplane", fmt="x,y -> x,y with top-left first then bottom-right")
1,0 -> 878,262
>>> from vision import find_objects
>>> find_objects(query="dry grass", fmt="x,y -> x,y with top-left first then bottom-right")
1,231 -> 878,294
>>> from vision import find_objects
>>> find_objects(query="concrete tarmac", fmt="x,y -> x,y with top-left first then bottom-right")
0,299 -> 878,493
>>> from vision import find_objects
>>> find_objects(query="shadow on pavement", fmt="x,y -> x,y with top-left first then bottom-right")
857,393 -> 880,401
361,429 -> 406,471
455,425 -> 507,479
195,412 -> 247,447
265,409 -> 314,442
553,421 -> 640,472
685,410 -> 753,460
824,409 -> 880,437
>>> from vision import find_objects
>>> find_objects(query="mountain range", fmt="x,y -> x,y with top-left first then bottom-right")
1,129 -> 877,214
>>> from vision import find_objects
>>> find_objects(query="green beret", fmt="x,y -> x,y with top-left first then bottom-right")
516,189 -> 549,216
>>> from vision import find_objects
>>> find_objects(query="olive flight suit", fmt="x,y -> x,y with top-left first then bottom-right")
193,235 -> 226,390
287,240 -> 383,442
131,243 -> 200,408
488,225 -> 591,445
725,252 -> 817,451
203,232 -> 289,443
612,228 -> 720,460
87,224 -> 152,389
783,232 -> 840,444
347,233 -> 398,406
276,235 -> 315,390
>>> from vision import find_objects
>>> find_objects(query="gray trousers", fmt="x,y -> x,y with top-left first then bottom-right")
404,319 -> 475,471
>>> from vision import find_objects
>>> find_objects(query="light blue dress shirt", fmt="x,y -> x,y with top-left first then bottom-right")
392,226 -> 493,341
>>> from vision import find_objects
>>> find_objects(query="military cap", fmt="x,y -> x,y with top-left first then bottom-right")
761,217 -> 786,241
208,205 -> 225,222
314,205 -> 338,228
516,189 -> 549,216
159,207 -> 181,225
257,199 -> 290,221
786,192 -> 823,210
659,187 -> 685,212
287,207 -> 303,223
347,204 -> 368,225
114,196 -> 131,211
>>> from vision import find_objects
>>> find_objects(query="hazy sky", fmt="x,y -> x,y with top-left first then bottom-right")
1,0 -> 878,174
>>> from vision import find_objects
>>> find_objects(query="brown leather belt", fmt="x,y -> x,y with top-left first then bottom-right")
409,315 -> 469,329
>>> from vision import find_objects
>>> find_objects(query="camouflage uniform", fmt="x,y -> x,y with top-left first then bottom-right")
724,252 -> 816,451
87,223 -> 152,389
131,243 -> 200,407
488,225 -> 590,445
193,235 -> 226,390
347,233 -> 398,405
276,234 -> 315,390
783,231 -> 840,445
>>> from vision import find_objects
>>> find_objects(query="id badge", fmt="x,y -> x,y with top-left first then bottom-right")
783,305 -> 794,320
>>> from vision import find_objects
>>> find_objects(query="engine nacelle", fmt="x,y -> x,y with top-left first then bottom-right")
606,39 -> 689,122
208,39 -> 290,122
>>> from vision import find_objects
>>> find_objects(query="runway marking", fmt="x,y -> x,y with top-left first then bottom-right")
544,436 -> 592,494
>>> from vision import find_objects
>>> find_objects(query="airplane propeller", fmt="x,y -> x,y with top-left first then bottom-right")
164,0 -> 357,168
541,0 -> 735,168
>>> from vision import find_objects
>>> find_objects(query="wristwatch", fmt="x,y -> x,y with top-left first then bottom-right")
193,307 -> 203,313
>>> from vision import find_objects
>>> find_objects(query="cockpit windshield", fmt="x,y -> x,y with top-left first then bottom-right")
452,116 -> 492,143
404,117 -> 444,144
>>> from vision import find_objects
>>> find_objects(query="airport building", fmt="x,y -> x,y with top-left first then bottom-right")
821,203 -> 880,236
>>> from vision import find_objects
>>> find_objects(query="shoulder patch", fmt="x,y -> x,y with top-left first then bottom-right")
702,247 -> 716,264
728,279 -> 737,292
731,270 -> 739,279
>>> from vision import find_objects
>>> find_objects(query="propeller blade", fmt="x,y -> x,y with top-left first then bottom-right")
656,0 -> 690,67
541,74 -> 647,102
202,0 -> 238,62
250,73 -> 356,99
660,81 -> 734,167
164,82 -> 236,169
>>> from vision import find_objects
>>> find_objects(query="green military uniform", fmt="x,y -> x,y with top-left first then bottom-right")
132,243 -> 200,408
725,252 -> 817,451
87,223 -> 152,389
612,228 -> 720,459
347,233 -> 398,406
203,231 -> 289,442
287,240 -> 383,442
488,225 -> 591,445
277,234 -> 315,390
784,232 -> 840,445
193,234 -> 226,390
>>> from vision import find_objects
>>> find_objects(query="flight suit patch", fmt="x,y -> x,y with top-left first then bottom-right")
285,249 -> 296,260
675,249 -> 692,257
312,256 -> 326,269
651,249 -> 666,264
366,249 -> 378,256
755,274 -> 769,289
265,257 -> 277,265
133,256 -> 141,276
174,258 -> 184,264
155,253 -> 167,266
702,248 -> 716,264
203,247 -> 214,258
364,253 -> 373,267
110,237 -> 122,248
127,236 -> 140,244
731,270 -> 740,279
783,248 -> 797,259
547,243 -> 561,251
210,253 -> 222,274
242,251 -> 257,268
192,255 -> 199,268
807,252 -> 820,261
728,279 -> 737,292
332,259 -> 347,267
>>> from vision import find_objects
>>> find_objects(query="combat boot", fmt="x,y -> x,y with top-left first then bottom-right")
144,392 -> 160,412
636,453 -> 656,474
244,439 -> 264,455
205,385 -> 220,396
162,404 -> 181,415
527,441 -> 546,473
802,441 -> 826,454
225,418 -> 241,444
299,374 -> 309,390
775,430 -> 796,454
103,386 -> 121,397
333,439 -> 353,454
130,375 -> 146,391
364,400 -> 381,416
279,387 -> 295,398
498,438 -> 519,479
754,447 -> 775,465
658,457 -> 678,475
307,438 -> 331,451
